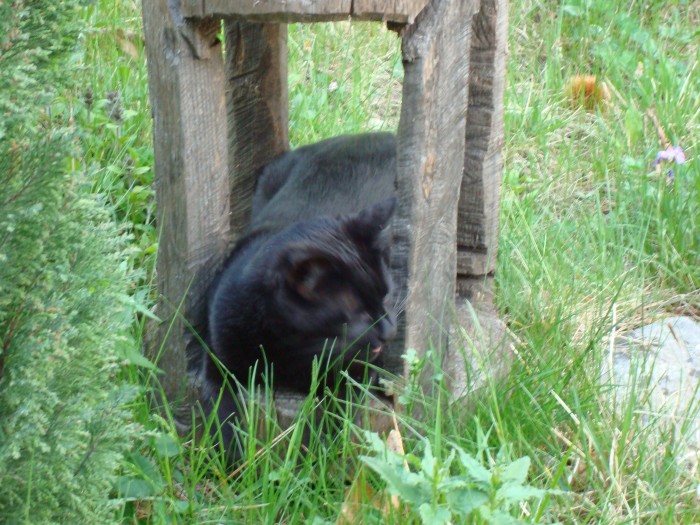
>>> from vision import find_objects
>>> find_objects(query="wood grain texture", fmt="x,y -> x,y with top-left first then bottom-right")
352,0 -> 429,22
142,0 -> 230,428
389,0 -> 476,376
183,0 -> 350,21
457,0 -> 508,278
225,21 -> 290,239
180,0 -> 428,22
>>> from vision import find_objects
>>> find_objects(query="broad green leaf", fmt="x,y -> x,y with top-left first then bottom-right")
118,292 -> 161,321
114,476 -> 158,500
418,503 -> 452,525
364,430 -> 388,453
457,449 -> 491,485
420,440 -> 436,478
497,484 -> 552,504
152,433 -> 181,458
119,342 -> 159,370
438,477 -> 470,492
361,456 -> 432,506
128,452 -> 165,486
444,487 -> 489,516
171,500 -> 191,514
499,456 -> 531,485
487,508 -> 525,525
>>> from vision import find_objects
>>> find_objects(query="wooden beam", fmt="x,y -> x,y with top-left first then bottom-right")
142,0 -> 230,428
457,0 -> 508,289
225,20 -> 290,239
181,0 -> 429,23
390,0 -> 476,376
184,0 -> 350,21
352,0 -> 428,23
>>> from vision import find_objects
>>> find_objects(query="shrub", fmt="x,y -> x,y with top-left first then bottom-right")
0,2 -> 143,522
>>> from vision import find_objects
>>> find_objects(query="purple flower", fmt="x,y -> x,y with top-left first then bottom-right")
653,145 -> 686,167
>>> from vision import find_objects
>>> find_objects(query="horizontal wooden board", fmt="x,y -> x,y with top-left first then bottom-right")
181,0 -> 429,23
351,0 -> 428,22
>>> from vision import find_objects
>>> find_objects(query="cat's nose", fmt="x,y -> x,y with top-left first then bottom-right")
378,315 -> 397,343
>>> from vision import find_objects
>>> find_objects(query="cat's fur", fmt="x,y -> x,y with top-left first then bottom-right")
203,132 -> 398,459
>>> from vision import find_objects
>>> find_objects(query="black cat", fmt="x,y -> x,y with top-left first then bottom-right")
203,132 -> 398,459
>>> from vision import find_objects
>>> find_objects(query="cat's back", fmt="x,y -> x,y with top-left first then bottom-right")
250,132 -> 396,230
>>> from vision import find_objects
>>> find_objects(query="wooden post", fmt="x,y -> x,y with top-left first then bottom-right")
225,20 -> 289,239
457,0 -> 508,300
142,1 -> 229,428
391,0 -> 476,376
446,0 -> 510,401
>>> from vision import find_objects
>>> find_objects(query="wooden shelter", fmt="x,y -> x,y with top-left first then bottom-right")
142,0 -> 509,427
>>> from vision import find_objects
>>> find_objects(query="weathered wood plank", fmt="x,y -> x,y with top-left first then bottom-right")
183,0 -> 351,21
457,0 -> 508,284
225,21 -> 289,239
142,0 -> 230,428
181,0 -> 429,23
389,0 -> 476,376
353,0 -> 428,23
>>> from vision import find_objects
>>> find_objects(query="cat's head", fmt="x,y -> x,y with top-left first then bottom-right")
263,197 -> 397,375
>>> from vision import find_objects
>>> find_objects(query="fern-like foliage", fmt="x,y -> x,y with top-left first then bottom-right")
0,2 -> 143,523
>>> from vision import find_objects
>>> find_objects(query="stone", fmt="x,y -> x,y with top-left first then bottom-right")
607,316 -> 700,469
446,292 -> 512,402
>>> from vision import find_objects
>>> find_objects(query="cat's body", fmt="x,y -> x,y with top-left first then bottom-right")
203,132 -> 398,458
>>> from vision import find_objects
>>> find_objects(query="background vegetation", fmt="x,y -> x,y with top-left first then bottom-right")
0,1 -> 144,523
2,0 -> 698,522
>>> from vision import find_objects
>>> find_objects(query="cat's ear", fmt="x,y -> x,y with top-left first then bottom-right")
284,252 -> 333,302
344,197 -> 396,242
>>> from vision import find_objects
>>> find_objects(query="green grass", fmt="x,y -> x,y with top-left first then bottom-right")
73,0 -> 700,522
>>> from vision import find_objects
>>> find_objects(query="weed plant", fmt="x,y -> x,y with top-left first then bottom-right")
73,0 -> 699,523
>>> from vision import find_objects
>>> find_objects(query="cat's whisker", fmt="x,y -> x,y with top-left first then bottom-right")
391,293 -> 408,316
